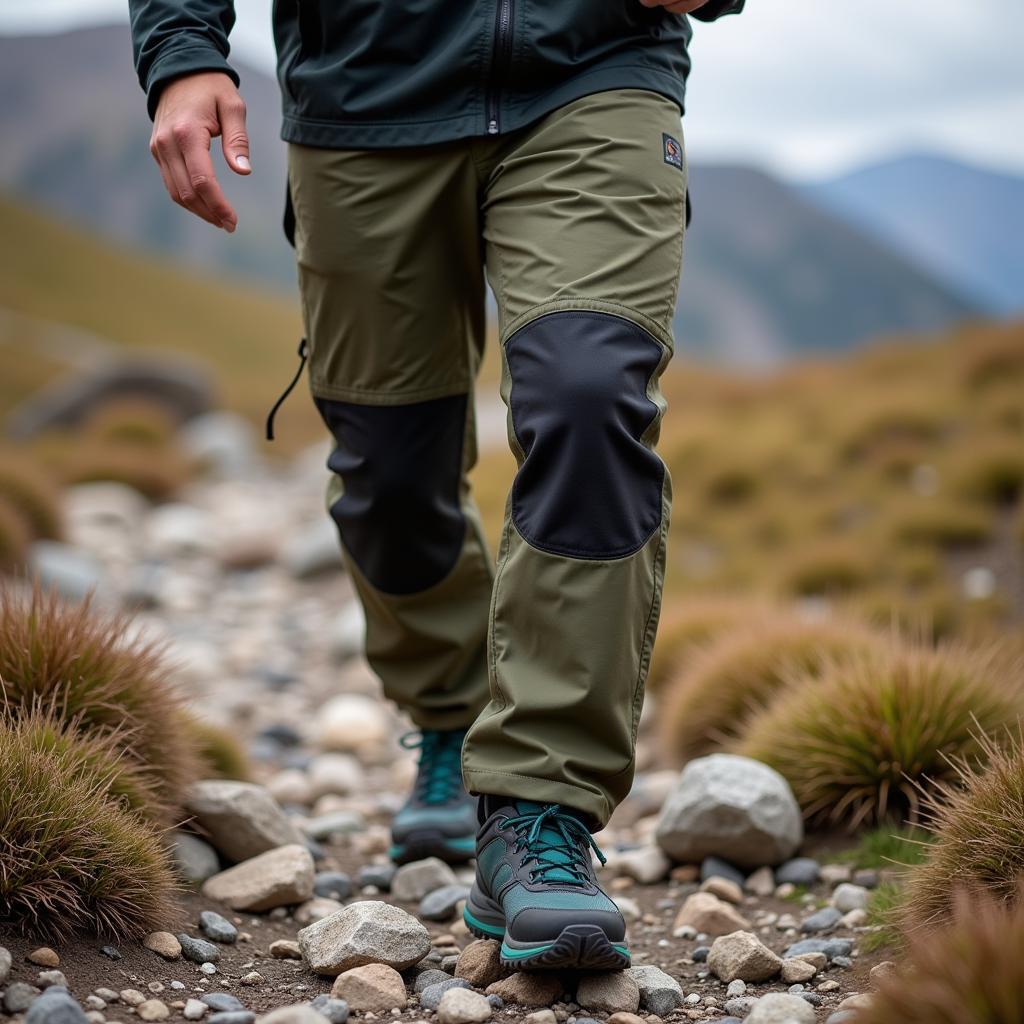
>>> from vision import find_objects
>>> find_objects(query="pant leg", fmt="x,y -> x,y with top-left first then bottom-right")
462,89 -> 687,826
288,142 -> 494,731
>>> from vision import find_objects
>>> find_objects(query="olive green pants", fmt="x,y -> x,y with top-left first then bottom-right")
289,89 -> 686,826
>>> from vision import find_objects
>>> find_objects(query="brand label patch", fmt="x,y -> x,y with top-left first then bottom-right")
662,133 -> 683,170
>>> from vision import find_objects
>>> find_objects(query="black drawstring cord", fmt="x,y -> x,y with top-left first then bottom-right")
265,337 -> 308,441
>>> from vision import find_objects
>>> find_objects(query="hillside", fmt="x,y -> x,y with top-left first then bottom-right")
0,23 -> 984,365
0,194 -> 319,446
802,153 -> 1024,315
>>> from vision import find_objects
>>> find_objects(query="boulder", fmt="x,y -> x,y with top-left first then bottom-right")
655,754 -> 803,869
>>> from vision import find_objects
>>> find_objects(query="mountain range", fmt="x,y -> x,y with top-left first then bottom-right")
2,23 -> 1016,365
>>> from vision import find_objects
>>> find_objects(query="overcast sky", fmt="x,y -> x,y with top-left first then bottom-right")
2,0 -> 1022,180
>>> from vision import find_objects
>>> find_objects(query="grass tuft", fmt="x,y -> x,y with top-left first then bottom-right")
737,643 -> 1023,828
659,614 -> 883,761
188,716 -> 251,780
0,709 -> 179,942
853,891 -> 1024,1024
901,723 -> 1024,931
0,496 -> 31,569
0,585 -> 202,822
0,449 -> 64,539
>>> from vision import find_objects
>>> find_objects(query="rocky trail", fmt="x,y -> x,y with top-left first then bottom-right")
4,424 -> 894,1024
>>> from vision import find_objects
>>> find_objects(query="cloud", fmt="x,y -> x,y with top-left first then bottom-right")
2,0 -> 1021,178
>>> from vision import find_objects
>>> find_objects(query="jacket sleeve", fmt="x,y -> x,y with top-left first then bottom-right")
690,0 -> 745,22
128,0 -> 239,119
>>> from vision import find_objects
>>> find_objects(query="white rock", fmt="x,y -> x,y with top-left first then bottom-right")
615,846 -> 671,885
315,694 -> 389,753
308,754 -> 365,798
282,517 -> 345,579
674,892 -> 751,937
707,931 -> 783,983
201,844 -> 314,911
146,503 -> 214,557
832,883 -> 870,913
391,858 -> 458,902
183,999 -> 207,1020
329,602 -> 367,661
294,898 -> 345,925
745,866 -> 776,897
436,988 -> 492,1024
266,769 -> 314,807
185,780 -> 302,862
655,754 -> 803,869
179,412 -> 258,479
745,992 -> 816,1024
298,900 -> 431,975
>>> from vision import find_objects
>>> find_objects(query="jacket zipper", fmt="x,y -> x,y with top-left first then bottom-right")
487,0 -> 514,134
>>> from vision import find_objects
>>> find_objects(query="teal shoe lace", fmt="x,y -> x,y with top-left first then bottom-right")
401,729 -> 467,805
506,803 -> 607,886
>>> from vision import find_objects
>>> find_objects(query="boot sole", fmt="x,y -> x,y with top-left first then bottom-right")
389,829 -> 476,866
464,890 -> 631,971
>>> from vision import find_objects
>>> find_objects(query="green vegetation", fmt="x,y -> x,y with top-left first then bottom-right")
188,717 -> 251,781
854,892 -> 1024,1023
828,824 -> 933,870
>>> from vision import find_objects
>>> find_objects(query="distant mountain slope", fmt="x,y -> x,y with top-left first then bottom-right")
0,24 -> 985,364
802,154 -> 1024,314
678,165 -> 981,365
0,23 -> 293,285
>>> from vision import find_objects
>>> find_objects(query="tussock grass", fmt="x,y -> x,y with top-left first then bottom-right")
778,537 -> 873,597
0,449 -> 64,539
188,716 -> 250,780
947,436 -> 1024,506
0,709 -> 179,941
828,824 -> 933,870
83,397 -> 179,449
737,643 -> 1023,828
854,891 -> 1024,1024
0,586 -> 201,821
901,724 -> 1024,931
660,614 -> 883,761
884,496 -> 994,548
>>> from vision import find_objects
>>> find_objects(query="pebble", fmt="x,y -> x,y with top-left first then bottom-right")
745,866 -> 775,897
700,856 -> 747,888
781,958 -> 817,983
700,876 -> 744,904
419,884 -> 471,922
358,864 -> 396,892
269,939 -> 303,960
726,980 -> 746,997
774,858 -> 820,887
575,973 -> 640,1014
454,940 -> 504,988
121,991 -> 147,1006
144,932 -> 183,960
172,833 -> 222,886
853,869 -> 880,889
870,960 -> 897,982
391,858 -> 458,902
414,969 -> 453,993
673,892 -> 751,936
485,973 -> 564,1007
0,945 -> 10,984
832,883 -> 870,913
295,897 -> 345,924
330,963 -> 407,1012
136,1000 -> 170,1021
746,993 -> 816,1023
628,965 -> 683,1016
37,970 -> 69,989
201,994 -> 246,1012
100,945 -> 122,960
819,864 -> 852,886
178,934 -> 221,964
200,911 -> 239,943
691,946 -> 710,963
784,938 -> 853,960
25,989 -> 88,1024
314,871 -> 354,901
801,906 -> 842,933
436,988 -> 492,1024
184,999 -> 208,1020
615,846 -> 671,885
6,985 -> 42,1014
420,979 -> 472,1011
723,997 -> 757,1018
308,995 -> 351,1024
207,1014 -> 255,1024
708,931 -> 782,983
523,1012 -> 557,1024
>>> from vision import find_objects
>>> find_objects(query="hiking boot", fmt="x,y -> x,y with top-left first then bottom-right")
389,729 -> 477,865
464,801 -> 629,970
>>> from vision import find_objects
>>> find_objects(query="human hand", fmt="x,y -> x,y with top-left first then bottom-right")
637,0 -> 711,13
150,71 -> 250,232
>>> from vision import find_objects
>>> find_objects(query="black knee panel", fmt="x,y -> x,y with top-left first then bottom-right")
316,395 -> 468,594
505,311 -> 665,560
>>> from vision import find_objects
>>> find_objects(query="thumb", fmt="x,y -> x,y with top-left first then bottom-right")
218,93 -> 251,174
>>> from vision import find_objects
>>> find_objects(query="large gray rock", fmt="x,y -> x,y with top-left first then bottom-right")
202,844 -> 314,911
185,780 -> 302,862
628,965 -> 683,1017
298,900 -> 431,976
745,993 -> 816,1024
655,754 -> 803,869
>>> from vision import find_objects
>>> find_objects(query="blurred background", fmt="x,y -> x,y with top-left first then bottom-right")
0,0 -> 1021,636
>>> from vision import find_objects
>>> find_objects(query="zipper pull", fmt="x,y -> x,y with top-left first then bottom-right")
265,337 -> 308,442
487,119 -> 499,135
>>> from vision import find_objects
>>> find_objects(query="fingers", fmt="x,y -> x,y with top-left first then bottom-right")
150,121 -> 237,231
217,93 -> 251,175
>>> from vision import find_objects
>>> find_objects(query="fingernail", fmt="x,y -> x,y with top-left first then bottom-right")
236,155 -> 251,171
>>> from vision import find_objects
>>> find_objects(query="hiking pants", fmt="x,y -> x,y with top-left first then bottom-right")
289,89 -> 686,827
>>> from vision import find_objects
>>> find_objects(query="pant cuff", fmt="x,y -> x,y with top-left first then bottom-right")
461,767 -> 612,830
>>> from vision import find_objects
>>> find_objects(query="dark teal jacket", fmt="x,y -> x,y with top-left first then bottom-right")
130,1 -> 744,149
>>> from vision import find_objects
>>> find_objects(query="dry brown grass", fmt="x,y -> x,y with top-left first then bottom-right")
738,643 -> 1023,829
901,722 -> 1024,932
0,496 -> 31,569
82,397 -> 179,449
0,708 -> 179,942
659,613 -> 884,761
0,448 -> 64,540
0,586 -> 202,822
854,890 -> 1024,1024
